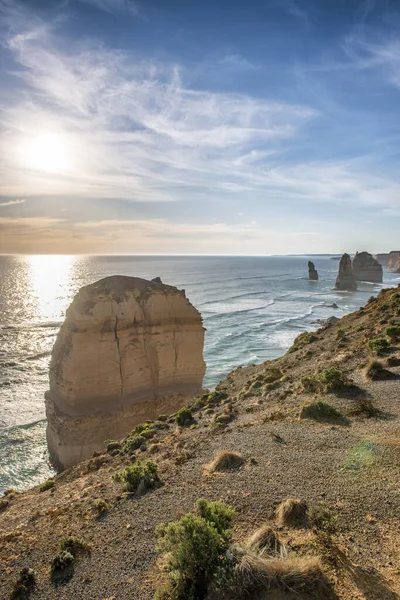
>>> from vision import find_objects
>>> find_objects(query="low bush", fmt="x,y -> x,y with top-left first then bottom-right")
245,525 -> 284,557
319,367 -> 347,392
308,502 -> 337,533
368,337 -> 389,355
51,551 -> 74,573
106,441 -> 122,454
10,568 -> 36,600
206,451 -> 245,473
113,460 -> 159,494
300,375 -> 319,393
347,397 -> 379,418
94,498 -> 108,514
384,325 -> 400,342
175,407 -> 193,427
155,498 -> 235,600
39,479 -> 54,493
275,498 -> 308,528
59,536 -> 91,555
123,434 -> 145,453
288,332 -> 317,353
386,355 -> 400,367
365,360 -> 389,380
299,401 -> 345,423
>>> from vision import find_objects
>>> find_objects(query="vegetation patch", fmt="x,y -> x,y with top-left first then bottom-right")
386,355 -> 400,367
10,568 -> 36,600
155,498 -> 235,600
113,460 -> 159,494
299,401 -> 346,424
123,434 -> 146,453
288,332 -> 317,353
106,441 -> 122,455
275,498 -> 308,528
368,337 -> 390,355
365,360 -> 391,381
319,367 -> 349,392
206,450 -> 245,473
245,524 -> 284,557
39,479 -> 54,493
51,551 -> 74,574
175,407 -> 193,427
347,397 -> 379,418
59,536 -> 91,556
384,325 -> 400,342
307,502 -> 337,533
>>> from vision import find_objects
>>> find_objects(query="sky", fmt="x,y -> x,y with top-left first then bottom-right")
1,0 -> 400,255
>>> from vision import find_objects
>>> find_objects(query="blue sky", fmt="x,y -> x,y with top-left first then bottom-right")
0,0 -> 400,254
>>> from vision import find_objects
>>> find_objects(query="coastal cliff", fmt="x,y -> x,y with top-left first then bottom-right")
352,251 -> 383,283
1,284 -> 400,600
46,276 -> 205,469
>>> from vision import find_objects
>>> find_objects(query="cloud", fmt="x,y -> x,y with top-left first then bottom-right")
0,13 -> 317,202
219,54 -> 258,71
75,0 -> 139,16
0,199 -> 25,207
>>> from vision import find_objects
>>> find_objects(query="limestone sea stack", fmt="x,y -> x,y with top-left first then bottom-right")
308,261 -> 318,280
388,251 -> 400,273
45,276 -> 206,469
335,253 -> 357,291
352,251 -> 383,283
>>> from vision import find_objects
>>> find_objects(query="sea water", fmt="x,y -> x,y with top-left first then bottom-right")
1,254 -> 398,494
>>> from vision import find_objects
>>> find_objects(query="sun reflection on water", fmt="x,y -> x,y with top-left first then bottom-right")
28,255 -> 76,321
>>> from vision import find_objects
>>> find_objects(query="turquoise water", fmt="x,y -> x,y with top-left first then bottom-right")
1,254 -> 398,494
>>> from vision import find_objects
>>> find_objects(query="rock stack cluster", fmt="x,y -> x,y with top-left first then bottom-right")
335,254 -> 357,291
352,252 -> 383,283
308,261 -> 318,281
46,276 -> 206,469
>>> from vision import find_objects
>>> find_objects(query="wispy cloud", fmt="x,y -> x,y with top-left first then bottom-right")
0,16 -> 317,202
0,199 -> 25,207
219,54 -> 258,71
75,0 -> 139,16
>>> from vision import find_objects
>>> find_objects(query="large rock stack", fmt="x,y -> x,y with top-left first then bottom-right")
308,261 -> 318,281
388,251 -> 400,273
352,252 -> 383,283
46,276 -> 206,469
335,254 -> 357,291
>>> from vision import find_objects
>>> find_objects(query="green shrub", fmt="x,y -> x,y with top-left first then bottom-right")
300,375 -> 319,393
347,398 -> 379,418
384,325 -> 400,342
123,434 -> 145,453
368,337 -> 390,354
51,551 -> 74,573
39,479 -> 54,493
59,536 -> 91,556
106,441 -> 122,454
175,407 -> 193,427
319,368 -> 346,392
300,401 -> 345,423
94,498 -> 108,514
113,460 -> 159,494
156,499 -> 235,600
10,568 -> 36,600
336,328 -> 346,339
288,332 -> 317,353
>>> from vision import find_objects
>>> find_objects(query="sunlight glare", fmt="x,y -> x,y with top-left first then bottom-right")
19,133 -> 73,174
28,255 -> 74,321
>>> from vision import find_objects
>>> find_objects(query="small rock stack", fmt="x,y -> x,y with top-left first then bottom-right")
308,261 -> 318,281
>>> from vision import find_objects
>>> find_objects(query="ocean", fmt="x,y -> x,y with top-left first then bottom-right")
1,254 -> 398,494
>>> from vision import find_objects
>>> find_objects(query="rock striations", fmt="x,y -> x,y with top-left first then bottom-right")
352,251 -> 383,283
307,261 -> 318,280
335,253 -> 357,291
46,276 -> 206,469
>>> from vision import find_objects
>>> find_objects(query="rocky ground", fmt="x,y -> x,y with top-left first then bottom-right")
1,286 -> 400,600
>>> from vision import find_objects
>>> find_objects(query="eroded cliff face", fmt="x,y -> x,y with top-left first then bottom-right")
388,251 -> 400,273
46,276 -> 206,469
335,253 -> 357,291
353,251 -> 383,283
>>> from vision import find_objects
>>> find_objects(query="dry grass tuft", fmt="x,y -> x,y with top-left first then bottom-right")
205,450 -> 245,473
275,498 -> 308,528
233,549 -> 324,596
365,359 -> 390,381
246,525 -> 286,557
385,355 -> 400,367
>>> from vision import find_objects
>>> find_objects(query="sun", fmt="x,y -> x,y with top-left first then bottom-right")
19,132 -> 73,174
